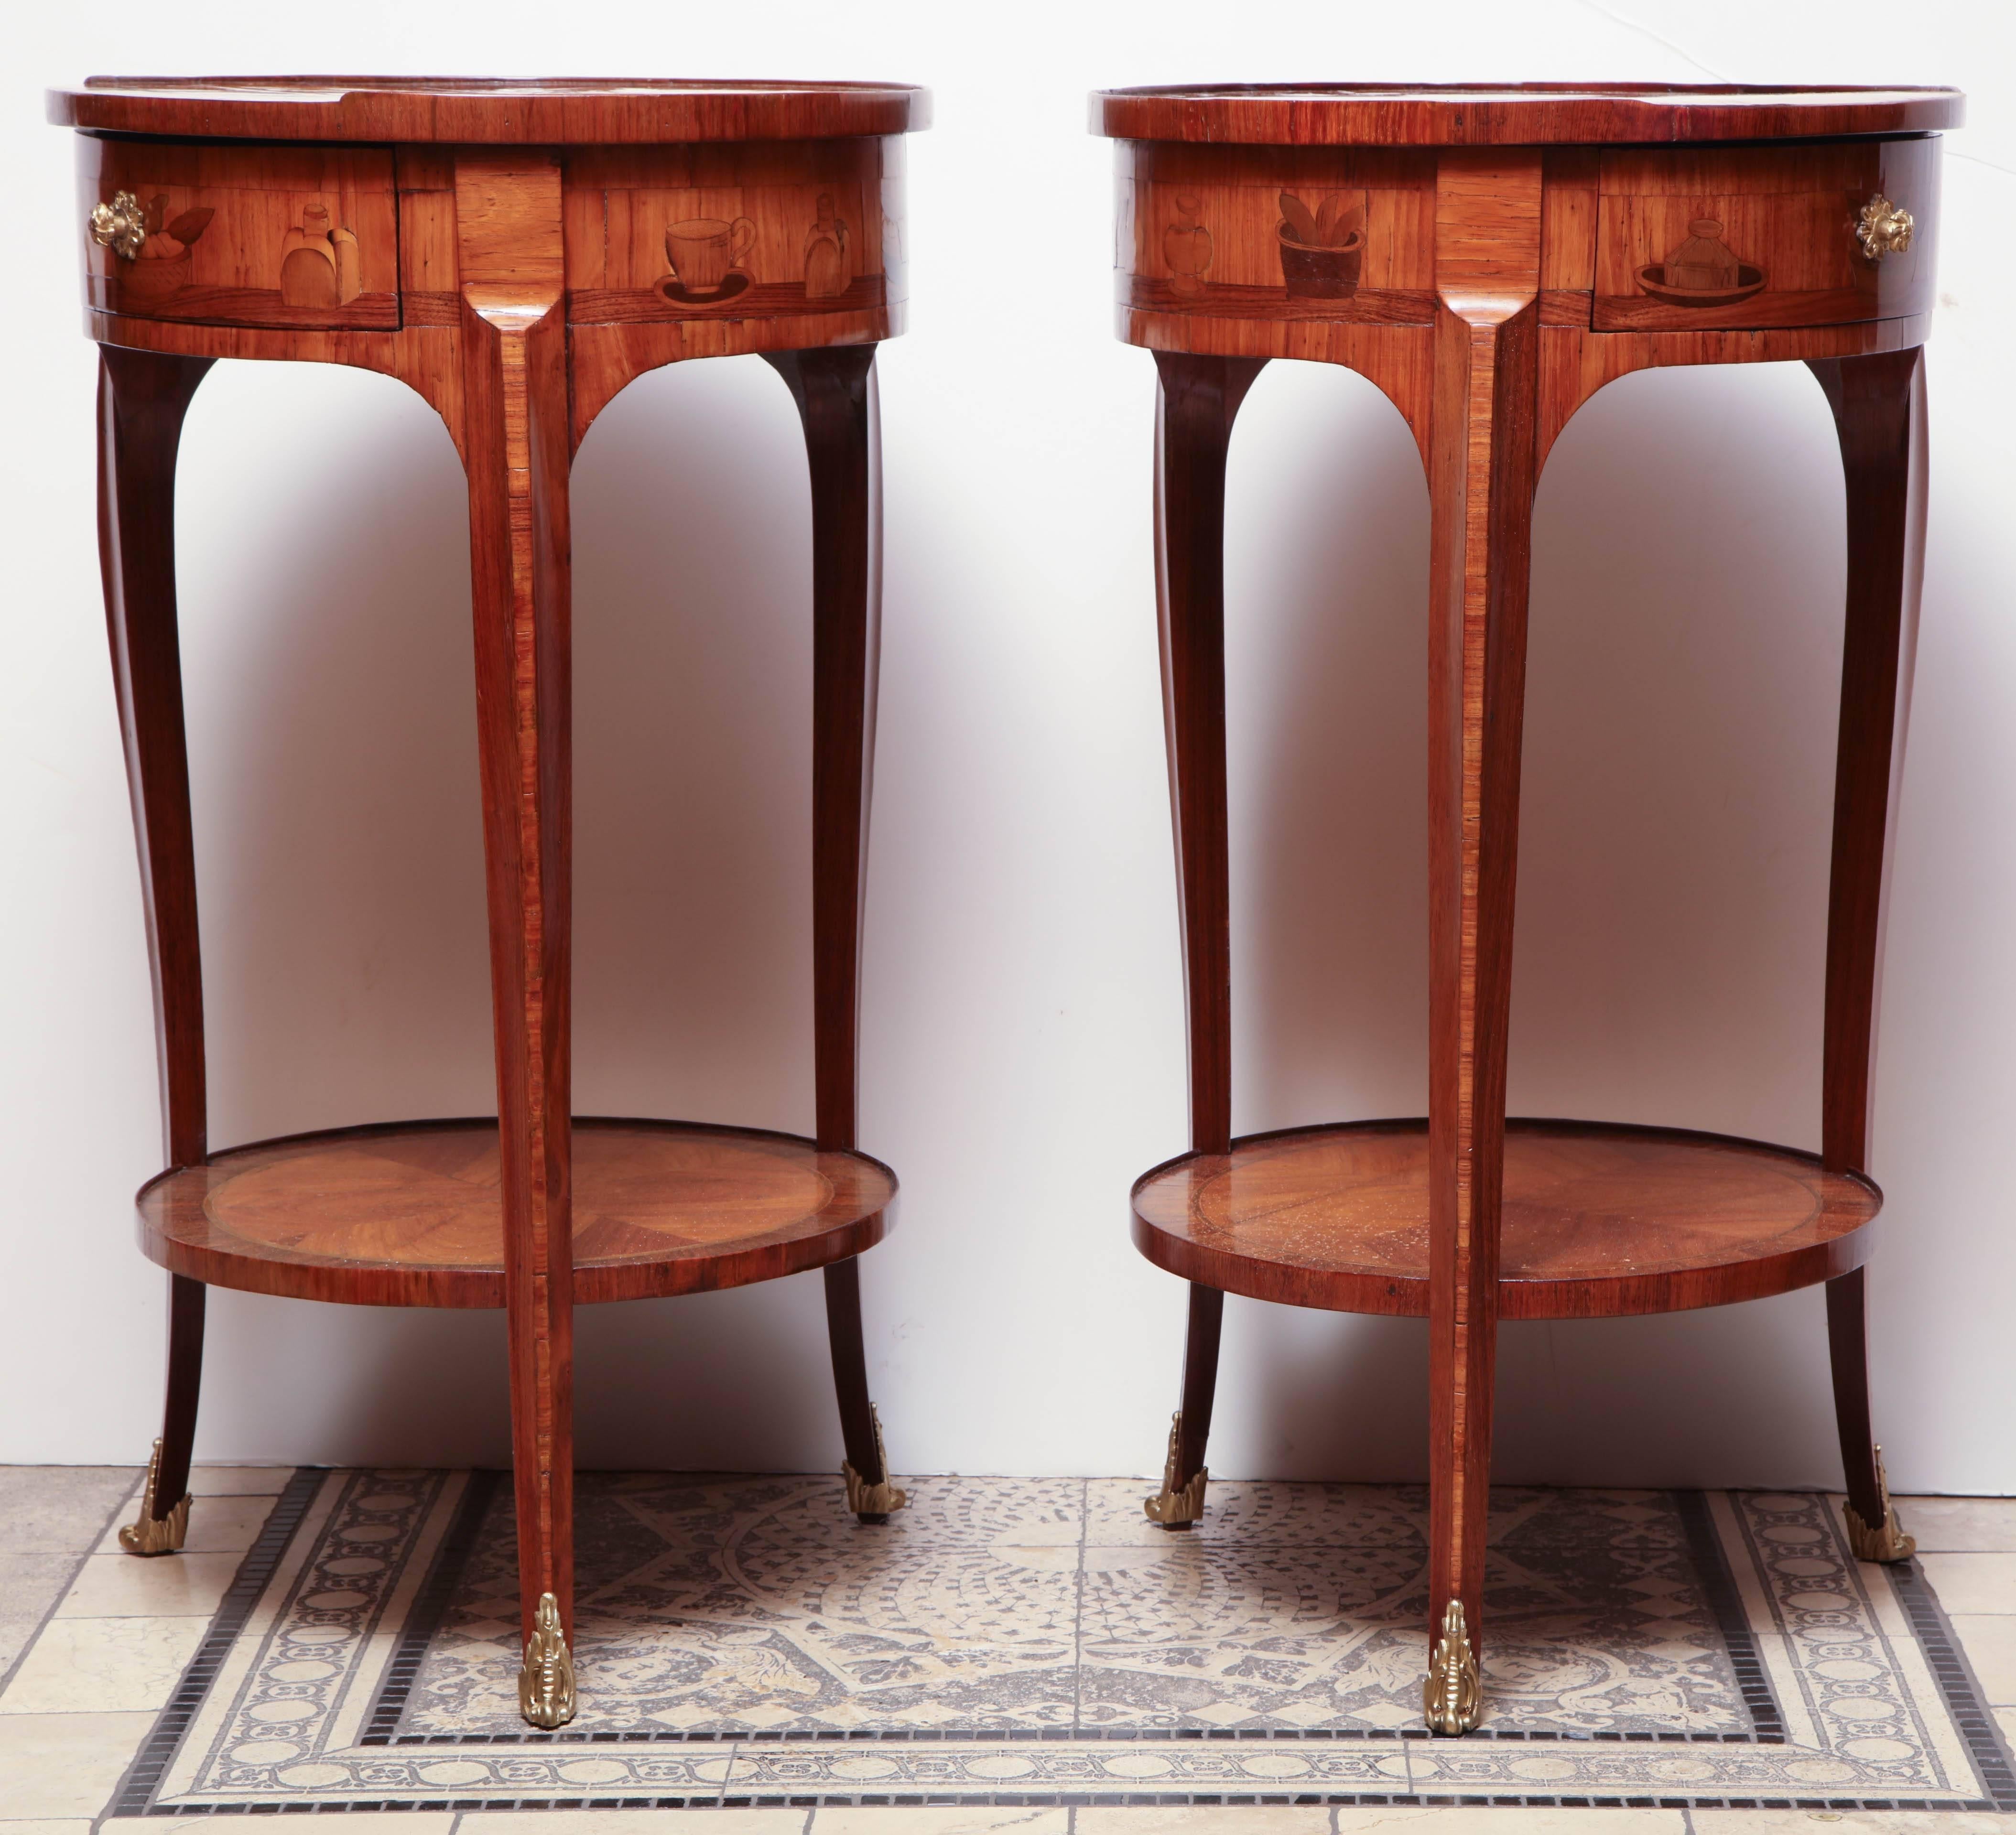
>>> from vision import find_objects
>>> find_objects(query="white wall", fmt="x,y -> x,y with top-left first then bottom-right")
6,1 -> 2013,1491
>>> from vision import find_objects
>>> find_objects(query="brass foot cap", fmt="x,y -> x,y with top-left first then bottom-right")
1423,1599 -> 1482,1735
119,1440 -> 191,1556
1143,1411 -> 1207,1528
1845,1446 -> 1917,1563
518,1592 -> 576,1728
843,1405 -> 909,1519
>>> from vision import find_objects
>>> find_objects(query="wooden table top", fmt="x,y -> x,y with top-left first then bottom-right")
1093,82 -> 1963,146
49,76 -> 931,142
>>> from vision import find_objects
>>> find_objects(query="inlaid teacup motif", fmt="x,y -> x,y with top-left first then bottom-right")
663,216 -> 758,300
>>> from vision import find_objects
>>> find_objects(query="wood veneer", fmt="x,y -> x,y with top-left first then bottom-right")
1097,79 -> 1955,1732
141,1119 -> 895,1306
1133,1121 -> 1879,1317
61,77 -> 927,1721
52,76 -> 930,142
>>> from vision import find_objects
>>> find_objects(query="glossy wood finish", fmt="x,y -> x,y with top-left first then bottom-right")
52,77 -> 930,142
455,150 -> 578,1641
1095,83 -> 1961,147
1098,81 -> 1951,1726
1154,352 -> 1265,1156
1133,1120 -> 1880,1317
140,1119 -> 896,1305
762,343 -> 895,1505
67,79 -> 926,1702
1811,346 -> 1928,1532
1592,141 -> 1939,333
80,140 -> 399,329
1423,149 -> 1542,1647
1151,351 -> 1264,1516
97,346 -> 214,1535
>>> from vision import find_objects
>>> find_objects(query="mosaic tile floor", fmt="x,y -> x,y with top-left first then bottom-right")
5,1466 -> 2016,1832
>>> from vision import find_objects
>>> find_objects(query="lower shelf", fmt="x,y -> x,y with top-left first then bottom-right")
138,1118 -> 896,1307
1131,1118 -> 1878,1319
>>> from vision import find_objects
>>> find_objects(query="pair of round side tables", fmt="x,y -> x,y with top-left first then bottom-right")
51,77 -> 1960,1734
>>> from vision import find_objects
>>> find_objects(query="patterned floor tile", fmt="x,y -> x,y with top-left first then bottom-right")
51,1472 -> 2012,1814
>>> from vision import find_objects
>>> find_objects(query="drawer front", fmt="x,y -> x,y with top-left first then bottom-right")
1115,140 -> 1440,326
79,139 -> 400,330
561,139 -> 905,325
1594,139 -> 1938,332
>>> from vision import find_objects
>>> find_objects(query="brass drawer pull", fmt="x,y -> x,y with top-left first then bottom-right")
89,189 -> 145,259
1858,193 -> 1915,259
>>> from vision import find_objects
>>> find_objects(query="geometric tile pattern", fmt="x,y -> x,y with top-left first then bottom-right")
113,1472 -> 2016,1813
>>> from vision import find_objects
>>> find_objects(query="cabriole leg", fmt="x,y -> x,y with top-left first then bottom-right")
1809,347 -> 1927,1565
98,345 -> 213,1556
763,346 -> 907,1523
1146,1284 -> 1224,1529
1147,351 -> 1265,1528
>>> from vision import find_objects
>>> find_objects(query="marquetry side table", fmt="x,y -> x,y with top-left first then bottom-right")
1095,82 -> 1961,1734
52,76 -> 929,1727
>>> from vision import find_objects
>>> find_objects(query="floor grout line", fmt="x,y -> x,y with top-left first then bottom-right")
0,1469 -> 144,1705
1071,1474 -> 1089,1737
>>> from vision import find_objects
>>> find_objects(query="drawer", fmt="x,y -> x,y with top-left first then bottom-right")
79,138 -> 399,329
561,139 -> 905,325
1114,140 -> 1440,326
1593,139 -> 1938,332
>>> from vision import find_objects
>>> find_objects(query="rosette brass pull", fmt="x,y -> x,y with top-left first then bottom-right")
1857,193 -> 1914,260
89,190 -> 146,259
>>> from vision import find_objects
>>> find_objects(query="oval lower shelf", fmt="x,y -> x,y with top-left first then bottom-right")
1131,1118 -> 1878,1319
139,1117 -> 897,1307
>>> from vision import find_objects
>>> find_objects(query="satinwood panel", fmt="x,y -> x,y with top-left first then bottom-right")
79,139 -> 399,329
1132,1119 -> 1879,1319
1593,140 -> 1939,332
1116,141 -> 1437,326
564,140 -> 903,327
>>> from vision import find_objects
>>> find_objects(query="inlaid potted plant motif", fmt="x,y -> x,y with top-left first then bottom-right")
1636,218 -> 1767,307
1278,191 -> 1364,298
1163,194 -> 1213,296
116,194 -> 214,301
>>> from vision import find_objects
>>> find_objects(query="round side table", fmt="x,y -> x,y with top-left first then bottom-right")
51,76 -> 929,1726
1093,81 -> 1962,1733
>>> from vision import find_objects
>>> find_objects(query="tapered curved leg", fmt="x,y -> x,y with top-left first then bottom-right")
1809,346 -> 1927,1564
762,346 -> 906,1522
457,154 -> 576,1726
98,346 -> 214,1556
1422,152 -> 1544,1732
1146,1284 -> 1224,1529
1143,352 -> 1266,1527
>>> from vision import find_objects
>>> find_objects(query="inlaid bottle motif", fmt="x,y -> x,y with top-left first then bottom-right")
1164,195 -> 1213,296
279,203 -> 361,308
1665,219 -> 1739,291
804,193 -> 852,299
